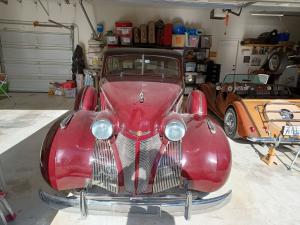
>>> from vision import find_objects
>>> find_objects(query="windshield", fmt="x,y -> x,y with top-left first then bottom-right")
105,54 -> 179,77
223,74 -> 269,84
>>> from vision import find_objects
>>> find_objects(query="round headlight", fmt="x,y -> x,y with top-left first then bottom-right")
164,120 -> 186,141
267,86 -> 272,91
91,119 -> 113,140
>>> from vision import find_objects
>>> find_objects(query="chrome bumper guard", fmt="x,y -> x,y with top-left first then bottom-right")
247,137 -> 300,145
39,190 -> 232,220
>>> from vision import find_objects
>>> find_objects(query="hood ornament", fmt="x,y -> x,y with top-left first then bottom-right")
139,91 -> 144,103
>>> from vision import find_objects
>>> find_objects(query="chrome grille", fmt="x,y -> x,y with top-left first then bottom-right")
116,133 -> 136,193
137,134 -> 161,194
92,140 -> 118,194
116,133 -> 162,194
153,141 -> 182,193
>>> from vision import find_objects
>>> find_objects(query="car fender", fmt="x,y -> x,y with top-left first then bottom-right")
41,111 -> 97,190
74,86 -> 98,111
228,101 -> 259,138
181,117 -> 231,193
186,90 -> 207,116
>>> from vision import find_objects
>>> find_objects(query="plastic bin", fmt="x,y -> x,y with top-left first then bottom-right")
64,88 -> 76,98
186,35 -> 200,48
185,62 -> 197,72
172,35 -> 185,48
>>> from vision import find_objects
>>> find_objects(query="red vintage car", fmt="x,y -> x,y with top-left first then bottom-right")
40,48 -> 231,219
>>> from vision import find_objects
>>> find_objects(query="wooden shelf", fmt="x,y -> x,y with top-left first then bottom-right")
241,41 -> 295,47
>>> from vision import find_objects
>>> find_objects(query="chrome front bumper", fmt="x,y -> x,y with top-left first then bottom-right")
247,137 -> 300,144
39,190 -> 232,220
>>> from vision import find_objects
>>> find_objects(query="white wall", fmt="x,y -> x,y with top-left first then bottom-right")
94,0 -> 300,52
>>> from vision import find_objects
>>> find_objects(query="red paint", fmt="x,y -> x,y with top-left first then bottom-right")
134,141 -> 141,194
74,87 -> 97,111
45,111 -> 97,190
41,48 -> 231,194
181,117 -> 231,193
110,140 -> 124,188
102,81 -> 181,134
186,90 -> 207,116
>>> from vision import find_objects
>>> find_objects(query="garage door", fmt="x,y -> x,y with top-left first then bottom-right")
0,30 -> 73,92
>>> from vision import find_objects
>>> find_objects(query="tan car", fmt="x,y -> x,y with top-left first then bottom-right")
200,74 -> 300,145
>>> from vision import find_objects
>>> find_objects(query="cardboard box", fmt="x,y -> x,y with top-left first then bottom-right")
148,21 -> 156,44
140,24 -> 148,44
172,35 -> 185,48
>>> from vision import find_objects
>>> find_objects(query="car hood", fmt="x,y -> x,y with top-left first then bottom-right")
101,81 -> 182,134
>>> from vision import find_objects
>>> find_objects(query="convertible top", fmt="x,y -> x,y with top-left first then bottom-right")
104,47 -> 183,59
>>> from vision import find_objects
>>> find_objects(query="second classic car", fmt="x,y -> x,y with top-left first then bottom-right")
40,48 -> 232,219
200,74 -> 300,146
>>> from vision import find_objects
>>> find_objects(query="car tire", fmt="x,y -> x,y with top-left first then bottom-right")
224,107 -> 238,139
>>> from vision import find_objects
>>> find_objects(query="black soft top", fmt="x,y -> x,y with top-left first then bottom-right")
104,47 -> 182,59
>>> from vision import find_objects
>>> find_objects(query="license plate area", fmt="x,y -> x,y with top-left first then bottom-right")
282,126 -> 300,136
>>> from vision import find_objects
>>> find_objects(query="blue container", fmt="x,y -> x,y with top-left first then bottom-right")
97,24 -> 104,33
173,24 -> 186,34
278,32 -> 290,42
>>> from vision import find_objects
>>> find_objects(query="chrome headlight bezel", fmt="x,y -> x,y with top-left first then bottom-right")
91,119 -> 113,140
164,120 -> 186,142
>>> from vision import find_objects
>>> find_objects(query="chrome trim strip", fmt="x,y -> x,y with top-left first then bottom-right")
247,137 -> 300,144
60,112 -> 74,129
207,119 -> 216,134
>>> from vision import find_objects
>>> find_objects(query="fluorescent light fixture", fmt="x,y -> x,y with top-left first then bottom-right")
251,13 -> 284,17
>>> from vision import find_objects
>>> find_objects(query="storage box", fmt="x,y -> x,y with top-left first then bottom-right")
116,22 -> 133,46
185,35 -> 200,48
172,35 -> 185,48
200,35 -> 212,48
64,88 -> 76,98
163,24 -> 173,46
196,75 -> 207,84
148,21 -> 156,44
140,24 -> 148,44
185,62 -> 197,72
115,22 -> 132,36
120,35 -> 132,45
133,27 -> 140,44
106,35 -> 118,45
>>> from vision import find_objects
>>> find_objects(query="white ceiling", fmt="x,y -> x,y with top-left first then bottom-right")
107,0 -> 300,11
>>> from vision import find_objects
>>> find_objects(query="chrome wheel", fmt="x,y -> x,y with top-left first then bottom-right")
224,108 -> 237,139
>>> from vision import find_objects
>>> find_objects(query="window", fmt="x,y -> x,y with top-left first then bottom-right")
105,54 -> 179,77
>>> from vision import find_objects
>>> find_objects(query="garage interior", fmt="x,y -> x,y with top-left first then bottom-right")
1,0 -> 300,225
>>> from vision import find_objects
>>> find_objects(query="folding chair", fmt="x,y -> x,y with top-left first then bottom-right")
0,73 -> 15,105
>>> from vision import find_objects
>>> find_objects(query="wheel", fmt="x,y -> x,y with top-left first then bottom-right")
224,108 -> 238,139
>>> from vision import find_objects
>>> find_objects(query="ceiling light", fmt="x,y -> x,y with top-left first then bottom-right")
251,13 -> 284,17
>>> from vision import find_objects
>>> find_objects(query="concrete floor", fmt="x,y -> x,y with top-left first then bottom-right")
0,93 -> 300,225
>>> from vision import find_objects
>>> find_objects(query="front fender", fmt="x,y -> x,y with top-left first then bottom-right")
41,111 -> 97,191
229,101 -> 259,138
181,117 -> 231,193
74,86 -> 98,111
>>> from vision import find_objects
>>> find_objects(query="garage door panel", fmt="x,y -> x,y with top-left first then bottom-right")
9,78 -> 70,92
0,31 -> 72,47
2,48 -> 72,61
4,63 -> 71,75
0,29 -> 73,92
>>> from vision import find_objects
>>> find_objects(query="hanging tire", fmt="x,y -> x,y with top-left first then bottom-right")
224,107 -> 238,139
